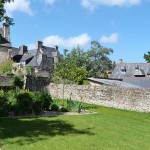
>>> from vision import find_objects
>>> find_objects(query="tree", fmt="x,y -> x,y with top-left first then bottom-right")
0,0 -> 14,25
144,52 -> 150,62
87,41 -> 113,77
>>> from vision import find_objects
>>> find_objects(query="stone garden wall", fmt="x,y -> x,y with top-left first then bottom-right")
47,83 -> 150,112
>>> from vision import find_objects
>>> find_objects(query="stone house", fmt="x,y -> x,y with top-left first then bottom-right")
0,23 -> 12,63
109,59 -> 150,88
0,23 -> 60,77
88,59 -> 150,88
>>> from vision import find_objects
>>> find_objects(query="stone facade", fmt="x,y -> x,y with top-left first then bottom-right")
47,83 -> 150,112
0,46 -> 10,63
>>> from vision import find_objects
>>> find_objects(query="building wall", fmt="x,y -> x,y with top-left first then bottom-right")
0,47 -> 9,63
47,83 -> 150,112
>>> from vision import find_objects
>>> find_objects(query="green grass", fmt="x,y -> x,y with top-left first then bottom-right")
0,104 -> 150,150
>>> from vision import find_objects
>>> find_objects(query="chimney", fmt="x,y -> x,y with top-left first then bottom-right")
36,41 -> 43,49
54,45 -> 58,51
19,45 -> 28,55
3,23 -> 10,42
118,59 -> 123,64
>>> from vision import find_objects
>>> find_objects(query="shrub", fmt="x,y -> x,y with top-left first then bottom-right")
16,92 -> 34,115
13,75 -> 24,90
0,94 -> 9,117
0,91 -> 53,117
51,103 -> 59,111
0,60 -> 13,74
26,66 -> 32,76
38,93 -> 53,111
59,106 -> 69,112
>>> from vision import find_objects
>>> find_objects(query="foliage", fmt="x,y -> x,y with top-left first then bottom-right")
51,103 -> 59,111
0,91 -> 9,116
12,75 -> 24,89
52,41 -> 113,84
0,60 -> 13,74
144,51 -> 150,62
87,41 -> 113,77
0,90 -> 53,116
59,106 -> 69,112
0,0 -> 14,25
67,99 -> 83,113
25,66 -> 32,76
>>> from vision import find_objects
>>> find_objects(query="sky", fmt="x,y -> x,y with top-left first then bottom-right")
2,0 -> 150,63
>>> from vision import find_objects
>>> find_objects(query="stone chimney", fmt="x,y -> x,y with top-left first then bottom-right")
118,59 -> 123,64
36,41 -> 43,49
19,45 -> 28,55
54,45 -> 58,51
3,23 -> 10,42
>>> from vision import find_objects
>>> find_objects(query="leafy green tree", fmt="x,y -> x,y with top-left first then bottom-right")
144,52 -> 150,62
52,46 -> 89,84
0,0 -> 14,25
87,41 -> 113,77
0,59 -> 13,74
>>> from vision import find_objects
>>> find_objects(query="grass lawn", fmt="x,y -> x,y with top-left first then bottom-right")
0,104 -> 150,150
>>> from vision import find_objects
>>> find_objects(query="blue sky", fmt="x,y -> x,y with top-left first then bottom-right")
3,0 -> 150,63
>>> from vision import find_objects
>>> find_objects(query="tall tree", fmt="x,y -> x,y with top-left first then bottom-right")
0,0 -> 14,25
87,41 -> 113,77
144,52 -> 150,62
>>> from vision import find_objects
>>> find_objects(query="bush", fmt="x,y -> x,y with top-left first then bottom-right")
13,75 -> 24,90
51,103 -> 59,111
0,90 -> 53,117
38,93 -> 53,111
16,92 -> 34,115
0,60 -> 13,74
0,94 -> 9,117
59,106 -> 69,112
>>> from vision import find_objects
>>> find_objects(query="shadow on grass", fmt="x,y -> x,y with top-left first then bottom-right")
0,117 -> 94,146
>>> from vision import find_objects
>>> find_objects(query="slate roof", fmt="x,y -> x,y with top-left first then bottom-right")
110,63 -> 150,79
88,78 -> 141,88
26,55 -> 37,67
28,46 -> 60,58
123,77 -> 150,88
0,35 -> 11,46
20,54 -> 33,61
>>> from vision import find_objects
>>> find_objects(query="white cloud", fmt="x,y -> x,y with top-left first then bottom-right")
5,0 -> 33,16
43,33 -> 91,49
81,0 -> 141,10
100,33 -> 118,43
45,0 -> 56,5
28,33 -> 91,50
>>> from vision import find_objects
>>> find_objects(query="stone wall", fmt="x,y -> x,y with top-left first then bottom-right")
26,77 -> 50,92
47,83 -> 150,112
0,47 -> 9,63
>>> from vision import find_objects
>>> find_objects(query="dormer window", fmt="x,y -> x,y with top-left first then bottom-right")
121,66 -> 126,72
20,61 -> 25,66
135,65 -> 139,70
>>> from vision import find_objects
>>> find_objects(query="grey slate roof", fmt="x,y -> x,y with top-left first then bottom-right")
123,77 -> 150,88
28,46 -> 60,58
20,54 -> 33,61
11,47 -> 20,56
26,55 -> 37,67
0,35 -> 11,46
88,78 -> 141,88
110,63 -> 150,79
